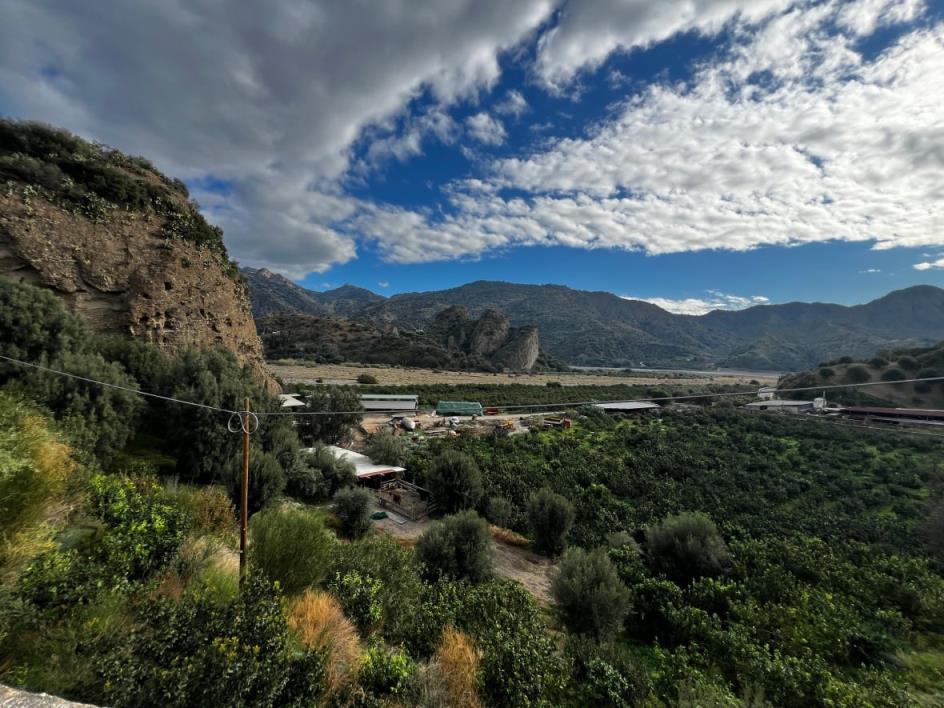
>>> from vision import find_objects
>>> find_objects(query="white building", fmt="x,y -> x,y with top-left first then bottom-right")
359,394 -> 419,413
324,446 -> 406,480
593,400 -> 660,414
278,393 -> 307,408
757,386 -> 778,401
744,399 -> 814,414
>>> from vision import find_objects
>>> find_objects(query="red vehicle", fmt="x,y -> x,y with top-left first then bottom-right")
484,407 -> 501,416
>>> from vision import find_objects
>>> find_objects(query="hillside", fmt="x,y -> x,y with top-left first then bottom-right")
242,267 -> 383,318
778,341 -> 944,408
0,120 -> 275,389
258,308 -> 563,372
245,272 -> 944,371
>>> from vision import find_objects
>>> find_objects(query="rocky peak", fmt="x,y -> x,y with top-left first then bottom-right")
469,308 -> 511,356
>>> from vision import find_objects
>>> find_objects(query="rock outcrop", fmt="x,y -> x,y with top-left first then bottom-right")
493,326 -> 540,370
428,306 -> 540,370
0,121 -> 276,390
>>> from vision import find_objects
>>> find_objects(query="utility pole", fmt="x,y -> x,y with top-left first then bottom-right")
239,397 -> 251,584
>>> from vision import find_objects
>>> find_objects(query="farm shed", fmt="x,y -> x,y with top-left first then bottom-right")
841,406 -> 944,426
593,400 -> 660,414
435,400 -> 484,416
359,393 -> 419,412
744,399 -> 814,414
278,393 -> 306,408
314,446 -> 406,480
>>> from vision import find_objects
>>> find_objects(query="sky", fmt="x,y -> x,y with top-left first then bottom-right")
2,0 -> 944,315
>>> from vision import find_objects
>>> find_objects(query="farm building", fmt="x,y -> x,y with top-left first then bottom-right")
435,400 -> 484,416
321,446 -> 406,480
278,393 -> 306,408
757,386 -> 778,401
841,406 -> 944,426
594,400 -> 660,414
745,399 -> 814,414
359,393 -> 419,412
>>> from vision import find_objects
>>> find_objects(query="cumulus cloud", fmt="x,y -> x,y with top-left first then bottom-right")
860,268 -> 882,273
466,112 -> 508,145
495,89 -> 529,117
0,0 -> 555,274
622,291 -> 770,316
914,259 -> 944,271
378,281 -> 390,288
363,0 -> 944,264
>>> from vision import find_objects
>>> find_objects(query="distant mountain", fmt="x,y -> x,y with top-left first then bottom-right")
241,268 -> 385,318
242,271 -> 944,371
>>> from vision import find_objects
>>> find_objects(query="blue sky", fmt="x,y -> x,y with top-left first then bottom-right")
2,0 -> 943,314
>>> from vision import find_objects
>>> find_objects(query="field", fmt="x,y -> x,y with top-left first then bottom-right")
269,360 -> 777,388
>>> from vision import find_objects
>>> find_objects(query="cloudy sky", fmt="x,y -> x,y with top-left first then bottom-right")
2,0 -> 943,314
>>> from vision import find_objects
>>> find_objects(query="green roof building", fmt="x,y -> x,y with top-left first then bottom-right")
435,400 -> 483,416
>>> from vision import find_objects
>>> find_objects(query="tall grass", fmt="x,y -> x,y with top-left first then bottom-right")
288,590 -> 362,693
429,627 -> 482,708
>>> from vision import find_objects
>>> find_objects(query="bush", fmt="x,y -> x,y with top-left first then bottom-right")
565,637 -> 652,708
287,443 -> 355,501
333,487 -> 373,540
898,356 -> 919,372
881,368 -> 907,382
99,573 -> 325,707
528,488 -> 575,555
646,511 -> 731,585
225,450 -> 286,514
415,511 -> 491,583
297,386 -> 363,445
288,590 -> 361,694
357,373 -> 379,385
485,496 -> 515,528
426,450 -> 483,513
360,641 -> 417,697
869,357 -> 888,369
365,428 -> 408,467
329,570 -> 383,633
846,365 -> 871,383
917,367 -> 940,380
552,548 -> 631,642
819,367 -> 835,380
250,506 -> 332,595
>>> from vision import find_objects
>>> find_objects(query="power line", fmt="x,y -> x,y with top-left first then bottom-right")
0,353 -> 239,415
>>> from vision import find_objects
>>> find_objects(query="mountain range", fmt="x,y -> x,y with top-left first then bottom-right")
241,268 -> 944,371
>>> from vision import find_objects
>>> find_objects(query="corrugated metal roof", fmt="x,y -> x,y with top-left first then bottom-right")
315,446 -> 406,478
594,401 -> 660,411
359,394 -> 419,401
745,399 -> 813,407
436,401 -> 484,415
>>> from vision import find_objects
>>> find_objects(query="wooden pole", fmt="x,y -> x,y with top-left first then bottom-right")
239,397 -> 250,585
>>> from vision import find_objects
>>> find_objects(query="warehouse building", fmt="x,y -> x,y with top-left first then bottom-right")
359,393 -> 419,413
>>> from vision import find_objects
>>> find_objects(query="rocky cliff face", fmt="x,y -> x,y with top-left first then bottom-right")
0,121 -> 276,391
428,306 -> 540,370
493,326 -> 540,370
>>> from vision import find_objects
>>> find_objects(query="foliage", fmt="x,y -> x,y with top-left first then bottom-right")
485,495 -> 515,528
425,450 -> 483,513
846,365 -> 871,383
356,373 -> 379,384
286,443 -> 355,501
329,570 -> 383,633
528,487 -> 575,555
333,487 -> 373,539
881,367 -> 907,382
364,428 -> 409,467
552,548 -> 631,641
358,642 -> 416,698
646,511 -> 731,585
98,573 -> 325,707
0,278 -> 90,368
415,511 -> 491,584
249,506 -> 332,595
287,590 -> 361,694
225,450 -> 286,515
564,637 -> 652,708
296,386 -> 363,445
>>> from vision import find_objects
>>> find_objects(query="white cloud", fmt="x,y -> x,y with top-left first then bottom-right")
914,258 -> 944,271
860,268 -> 882,273
466,112 -> 508,145
495,89 -> 529,117
622,291 -> 770,315
362,1 -> 944,265
378,281 -> 390,288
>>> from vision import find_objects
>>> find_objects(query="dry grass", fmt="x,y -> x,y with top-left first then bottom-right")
288,590 -> 362,692
489,524 -> 529,548
171,484 -> 237,539
428,627 -> 482,708
156,535 -> 239,600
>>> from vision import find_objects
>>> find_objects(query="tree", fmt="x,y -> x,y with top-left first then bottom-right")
646,511 -> 731,584
225,450 -> 286,514
333,487 -> 373,539
365,428 -> 408,467
426,450 -> 483,513
250,506 -> 333,594
286,444 -> 355,501
552,548 -> 631,642
485,496 -> 515,528
356,373 -> 378,384
415,510 -> 491,583
298,386 -> 363,445
528,488 -> 575,555
846,365 -> 870,384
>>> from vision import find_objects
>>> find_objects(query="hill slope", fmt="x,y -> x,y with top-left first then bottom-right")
242,267 -> 383,318
0,120 -> 275,389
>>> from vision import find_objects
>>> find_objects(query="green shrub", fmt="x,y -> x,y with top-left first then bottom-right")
0,279 -> 90,369
646,511 -> 730,585
297,386 -> 363,445
917,367 -> 940,380
898,356 -> 919,372
365,428 -> 408,466
250,506 -> 332,595
333,487 -> 373,539
330,570 -> 383,634
819,367 -> 835,380
360,641 -> 416,697
881,368 -> 907,382
357,373 -> 379,385
869,357 -> 888,369
846,365 -> 871,384
225,450 -> 286,514
426,450 -> 483,513
415,511 -> 491,583
98,573 -> 325,707
286,443 -> 355,501
485,496 -> 515,528
552,548 -> 632,641
565,636 -> 652,707
528,488 -> 575,555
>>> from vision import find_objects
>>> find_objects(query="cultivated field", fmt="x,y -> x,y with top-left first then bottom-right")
268,361 -> 778,388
